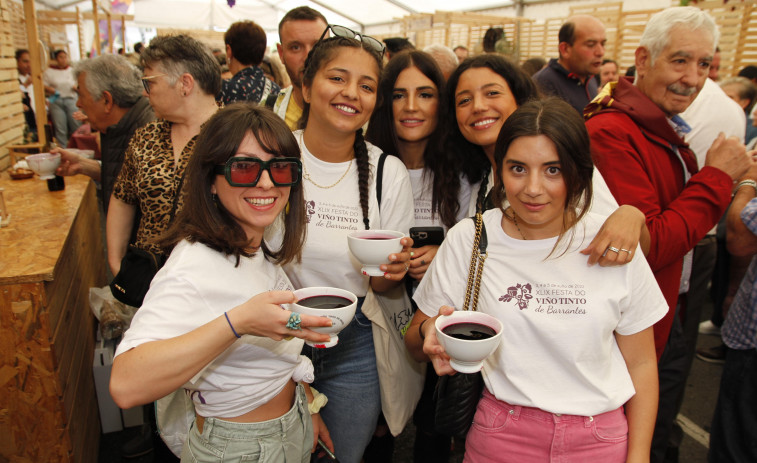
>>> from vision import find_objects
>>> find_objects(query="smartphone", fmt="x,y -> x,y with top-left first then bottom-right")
316,438 -> 338,461
409,226 -> 444,247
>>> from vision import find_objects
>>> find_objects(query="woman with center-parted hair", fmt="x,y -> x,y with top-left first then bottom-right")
445,54 -> 649,265
407,98 -> 664,462
278,26 -> 415,463
110,103 -> 335,462
366,49 -> 470,461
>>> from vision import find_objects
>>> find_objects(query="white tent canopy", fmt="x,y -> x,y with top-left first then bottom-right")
44,0 -> 521,35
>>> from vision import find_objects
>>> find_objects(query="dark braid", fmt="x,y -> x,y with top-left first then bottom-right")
354,128 -> 371,229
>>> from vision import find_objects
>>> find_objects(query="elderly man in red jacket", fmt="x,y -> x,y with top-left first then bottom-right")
585,6 -> 755,462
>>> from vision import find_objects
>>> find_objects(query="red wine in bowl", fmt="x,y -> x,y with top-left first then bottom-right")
442,322 -> 496,340
297,295 -> 352,309
359,234 -> 396,240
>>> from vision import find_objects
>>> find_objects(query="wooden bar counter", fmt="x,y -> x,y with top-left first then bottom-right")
0,171 -> 106,462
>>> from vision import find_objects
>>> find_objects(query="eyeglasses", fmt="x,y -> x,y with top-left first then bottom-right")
214,157 -> 302,187
141,73 -> 167,94
318,24 -> 386,58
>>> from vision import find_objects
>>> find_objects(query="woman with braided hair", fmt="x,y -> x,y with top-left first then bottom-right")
281,26 -> 414,463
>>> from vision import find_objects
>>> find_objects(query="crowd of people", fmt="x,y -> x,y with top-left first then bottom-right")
15,4 -> 757,463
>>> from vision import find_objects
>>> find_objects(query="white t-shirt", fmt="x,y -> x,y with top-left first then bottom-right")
414,209 -> 667,416
115,240 -> 312,418
466,166 -> 618,217
408,168 -> 471,230
681,77 -> 746,167
43,67 -> 77,99
282,130 -> 415,296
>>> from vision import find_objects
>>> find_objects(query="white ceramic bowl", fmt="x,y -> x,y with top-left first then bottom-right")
25,153 -> 61,180
289,287 -> 357,348
435,311 -> 503,374
347,230 -> 404,277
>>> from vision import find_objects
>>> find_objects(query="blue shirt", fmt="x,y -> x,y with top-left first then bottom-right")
722,197 -> 757,350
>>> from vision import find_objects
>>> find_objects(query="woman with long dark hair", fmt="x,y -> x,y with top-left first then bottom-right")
446,54 -> 648,264
367,50 -> 468,278
110,103 -> 334,461
408,99 -> 663,462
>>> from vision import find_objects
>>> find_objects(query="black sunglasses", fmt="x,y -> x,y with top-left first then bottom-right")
141,73 -> 167,94
214,157 -> 302,187
318,24 -> 386,58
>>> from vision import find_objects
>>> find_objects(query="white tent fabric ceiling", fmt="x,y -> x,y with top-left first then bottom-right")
44,0 -> 518,32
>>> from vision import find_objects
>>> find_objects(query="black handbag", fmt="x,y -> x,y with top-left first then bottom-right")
110,245 -> 166,307
433,212 -> 489,438
109,173 -> 184,308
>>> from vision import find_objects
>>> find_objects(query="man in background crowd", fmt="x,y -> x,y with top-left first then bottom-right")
273,6 -> 328,130
217,20 -> 280,105
533,14 -> 606,113
584,7 -> 753,462
54,54 -> 155,215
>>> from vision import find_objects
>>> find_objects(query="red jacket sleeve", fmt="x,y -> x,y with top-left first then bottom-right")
586,113 -> 732,272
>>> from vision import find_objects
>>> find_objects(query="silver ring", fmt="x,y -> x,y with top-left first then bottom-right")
607,246 -> 620,253
620,248 -> 632,253
421,260 -> 426,266
404,263 -> 409,272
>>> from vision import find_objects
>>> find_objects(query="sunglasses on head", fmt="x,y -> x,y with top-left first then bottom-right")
214,157 -> 302,187
318,24 -> 386,58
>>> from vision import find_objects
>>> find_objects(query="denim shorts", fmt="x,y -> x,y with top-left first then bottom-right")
464,389 -> 628,463
181,384 -> 312,463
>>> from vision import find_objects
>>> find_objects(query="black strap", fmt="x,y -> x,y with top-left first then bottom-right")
470,214 -> 488,254
264,92 -> 278,109
375,152 -> 388,216
479,219 -> 488,254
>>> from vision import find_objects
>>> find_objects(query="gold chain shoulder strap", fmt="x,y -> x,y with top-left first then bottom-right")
462,213 -> 488,311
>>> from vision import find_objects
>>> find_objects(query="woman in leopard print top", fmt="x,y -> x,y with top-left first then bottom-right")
107,35 -> 221,277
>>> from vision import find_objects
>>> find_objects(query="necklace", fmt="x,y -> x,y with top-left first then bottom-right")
303,158 -> 353,189
504,207 -> 527,240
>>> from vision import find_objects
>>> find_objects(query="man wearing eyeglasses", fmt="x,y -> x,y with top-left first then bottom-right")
53,54 -> 154,215
272,6 -> 328,130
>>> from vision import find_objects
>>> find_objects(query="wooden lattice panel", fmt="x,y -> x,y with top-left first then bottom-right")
0,0 -> 24,170
697,0 -> 754,78
569,1 -> 622,63
7,0 -> 25,50
735,2 -> 757,74
519,18 -> 562,61
615,8 -> 655,73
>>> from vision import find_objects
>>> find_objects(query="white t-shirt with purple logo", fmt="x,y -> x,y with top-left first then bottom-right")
414,208 -> 666,416
407,167 -> 471,230
283,130 -> 414,297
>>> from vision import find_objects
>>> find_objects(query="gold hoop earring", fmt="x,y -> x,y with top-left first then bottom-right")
285,201 -> 290,215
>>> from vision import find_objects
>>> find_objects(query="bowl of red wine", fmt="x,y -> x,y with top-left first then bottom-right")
290,287 -> 358,348
347,230 -> 404,277
435,311 -> 503,373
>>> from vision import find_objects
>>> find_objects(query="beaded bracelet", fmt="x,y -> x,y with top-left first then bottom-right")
224,312 -> 241,339
736,179 -> 757,195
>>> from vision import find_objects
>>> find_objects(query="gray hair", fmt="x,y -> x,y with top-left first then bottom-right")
140,35 -> 222,96
721,76 -> 757,113
640,7 -> 719,64
73,54 -> 143,107
423,44 -> 458,76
